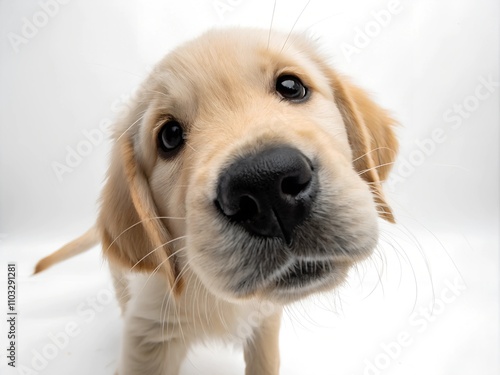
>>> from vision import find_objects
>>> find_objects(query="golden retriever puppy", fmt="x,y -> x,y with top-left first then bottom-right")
35,28 -> 398,375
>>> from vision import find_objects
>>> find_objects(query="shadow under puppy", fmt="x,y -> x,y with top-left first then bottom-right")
35,28 -> 398,375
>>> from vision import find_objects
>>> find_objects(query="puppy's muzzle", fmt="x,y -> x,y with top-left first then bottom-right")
215,146 -> 318,245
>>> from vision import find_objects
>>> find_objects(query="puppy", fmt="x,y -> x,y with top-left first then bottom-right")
35,28 -> 398,375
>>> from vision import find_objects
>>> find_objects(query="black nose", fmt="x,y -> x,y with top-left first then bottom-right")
215,146 -> 317,245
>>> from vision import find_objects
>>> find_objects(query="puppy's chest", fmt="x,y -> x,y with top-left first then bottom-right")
125,273 -> 262,344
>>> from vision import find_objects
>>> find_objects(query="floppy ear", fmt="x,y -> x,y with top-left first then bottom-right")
98,109 -> 182,293
329,73 -> 398,223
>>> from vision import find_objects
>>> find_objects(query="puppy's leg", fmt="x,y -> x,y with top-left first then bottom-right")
117,275 -> 189,375
119,317 -> 189,375
244,310 -> 282,375
109,264 -> 130,314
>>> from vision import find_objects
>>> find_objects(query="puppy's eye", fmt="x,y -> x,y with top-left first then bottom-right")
276,75 -> 308,101
158,120 -> 184,156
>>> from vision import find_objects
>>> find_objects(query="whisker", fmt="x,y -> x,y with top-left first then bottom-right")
137,256 -> 173,297
129,236 -> 188,272
357,161 -> 396,176
184,140 -> 198,153
116,111 -> 147,140
160,255 -> 194,343
267,0 -> 278,50
280,0 -> 311,54
146,89 -> 169,99
103,216 -> 186,256
115,243 -> 188,303
352,147 -> 397,163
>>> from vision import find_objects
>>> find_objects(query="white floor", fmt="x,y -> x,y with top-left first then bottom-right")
1,218 -> 497,375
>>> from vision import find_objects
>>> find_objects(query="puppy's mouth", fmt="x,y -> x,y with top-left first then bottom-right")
271,259 -> 333,290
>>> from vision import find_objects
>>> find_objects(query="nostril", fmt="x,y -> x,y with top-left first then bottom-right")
235,195 -> 259,221
281,175 -> 310,196
215,195 -> 259,222
281,158 -> 313,197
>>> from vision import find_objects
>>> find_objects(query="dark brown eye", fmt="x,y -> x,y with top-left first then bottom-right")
158,120 -> 184,157
276,75 -> 308,101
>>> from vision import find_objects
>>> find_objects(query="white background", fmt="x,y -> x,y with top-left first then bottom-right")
0,0 -> 498,374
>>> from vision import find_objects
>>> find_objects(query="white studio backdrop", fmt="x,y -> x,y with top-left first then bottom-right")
0,1 -> 498,375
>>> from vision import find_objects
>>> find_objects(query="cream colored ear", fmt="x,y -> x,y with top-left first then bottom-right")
98,122 -> 181,293
329,73 -> 399,223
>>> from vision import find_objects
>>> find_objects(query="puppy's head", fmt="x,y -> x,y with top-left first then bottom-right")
99,29 -> 398,304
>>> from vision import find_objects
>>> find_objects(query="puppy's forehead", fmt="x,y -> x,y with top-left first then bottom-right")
152,29 -> 331,114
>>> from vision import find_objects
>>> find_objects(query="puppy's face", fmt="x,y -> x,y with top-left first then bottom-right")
101,29 -> 398,304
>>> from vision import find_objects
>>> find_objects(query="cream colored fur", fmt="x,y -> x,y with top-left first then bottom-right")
35,28 -> 398,374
